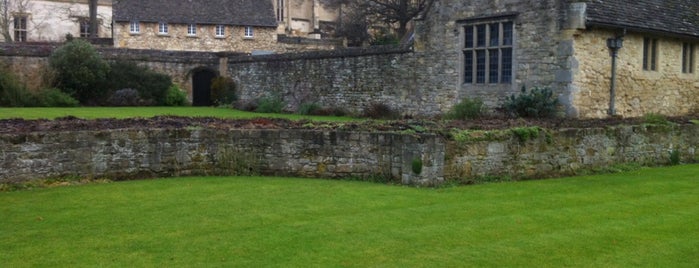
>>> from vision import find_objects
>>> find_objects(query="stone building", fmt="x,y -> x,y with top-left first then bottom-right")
112,0 -> 279,53
272,0 -> 340,38
1,0 -> 112,42
409,0 -> 699,118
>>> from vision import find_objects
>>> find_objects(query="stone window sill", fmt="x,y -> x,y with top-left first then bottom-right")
186,35 -> 198,38
215,36 -> 226,39
243,37 -> 254,40
157,33 -> 170,37
129,32 -> 140,36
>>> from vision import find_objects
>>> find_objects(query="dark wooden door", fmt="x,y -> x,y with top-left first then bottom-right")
192,69 -> 216,106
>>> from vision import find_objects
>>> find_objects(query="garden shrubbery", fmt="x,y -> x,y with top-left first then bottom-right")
255,95 -> 286,113
1,66 -> 79,107
298,102 -> 322,115
0,68 -> 35,107
49,39 -> 110,104
502,86 -> 560,118
107,88 -> 142,106
35,88 -> 79,107
363,103 -> 399,119
446,97 -> 484,120
164,84 -> 188,106
106,60 -> 172,105
43,40 -> 179,106
210,77 -> 237,106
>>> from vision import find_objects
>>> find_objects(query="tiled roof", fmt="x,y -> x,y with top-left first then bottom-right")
113,0 -> 278,27
585,0 -> 699,38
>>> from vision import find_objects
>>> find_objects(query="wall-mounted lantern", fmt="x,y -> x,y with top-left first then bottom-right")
606,35 -> 624,116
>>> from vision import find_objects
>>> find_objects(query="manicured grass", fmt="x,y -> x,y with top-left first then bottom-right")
1,165 -> 698,267
0,107 -> 357,121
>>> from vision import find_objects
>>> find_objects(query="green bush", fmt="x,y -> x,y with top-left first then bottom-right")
210,77 -> 237,106
164,84 -> 189,106
502,86 -> 559,118
412,157 -> 423,175
35,88 -> 79,107
0,69 -> 37,107
107,88 -> 142,106
298,102 -> 322,115
256,96 -> 286,113
643,113 -> 670,125
446,97 -> 484,120
511,127 -> 540,142
49,39 -> 110,104
363,103 -> 399,119
107,60 -> 171,105
669,150 -> 681,166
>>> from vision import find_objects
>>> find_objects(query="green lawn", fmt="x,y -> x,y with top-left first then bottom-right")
1,165 -> 698,267
0,107 -> 358,121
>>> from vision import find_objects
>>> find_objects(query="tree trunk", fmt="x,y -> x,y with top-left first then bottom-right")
89,0 -> 97,38
1,0 -> 11,42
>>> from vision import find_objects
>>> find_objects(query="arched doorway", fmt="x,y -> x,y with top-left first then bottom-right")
192,68 -> 217,106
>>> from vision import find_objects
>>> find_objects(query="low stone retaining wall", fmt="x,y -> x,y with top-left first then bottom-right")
446,124 -> 698,181
0,129 -> 444,186
1,124 -> 697,186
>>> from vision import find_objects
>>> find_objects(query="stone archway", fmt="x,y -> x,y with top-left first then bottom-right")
192,68 -> 218,106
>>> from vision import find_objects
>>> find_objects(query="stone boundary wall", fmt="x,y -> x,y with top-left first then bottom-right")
0,44 -> 433,115
446,124 -> 699,180
0,129 -> 445,186
1,124 -> 697,187
276,35 -> 344,51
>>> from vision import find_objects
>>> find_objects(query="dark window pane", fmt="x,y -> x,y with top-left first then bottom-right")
503,22 -> 513,46
691,44 -> 695,73
476,24 -> 486,47
464,51 -> 473,83
476,50 -> 486,83
682,43 -> 689,73
501,48 -> 512,83
643,38 -> 650,70
464,26 -> 473,48
489,49 -> 499,83
489,23 -> 499,47
650,39 -> 657,71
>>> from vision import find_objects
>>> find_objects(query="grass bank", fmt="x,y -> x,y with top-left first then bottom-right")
0,107 -> 357,122
1,165 -> 698,266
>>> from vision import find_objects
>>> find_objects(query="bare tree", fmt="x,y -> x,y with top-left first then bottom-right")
366,0 -> 431,38
321,0 -> 431,44
0,0 -> 32,42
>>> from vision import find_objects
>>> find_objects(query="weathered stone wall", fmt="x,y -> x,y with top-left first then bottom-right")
276,35 -> 344,51
1,124 -> 696,186
446,124 -> 699,180
114,22 -> 279,53
226,46 -> 449,115
0,129 -> 445,186
413,0 -> 570,109
571,29 -> 699,118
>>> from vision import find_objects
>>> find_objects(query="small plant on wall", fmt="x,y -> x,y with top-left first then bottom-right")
412,157 -> 423,175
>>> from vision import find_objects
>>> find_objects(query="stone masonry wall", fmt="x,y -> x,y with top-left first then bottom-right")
446,124 -> 698,180
571,29 -> 699,118
1,124 -> 697,187
0,129 -> 445,186
413,0 -> 570,110
114,22 -> 279,53
225,46 -> 447,115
